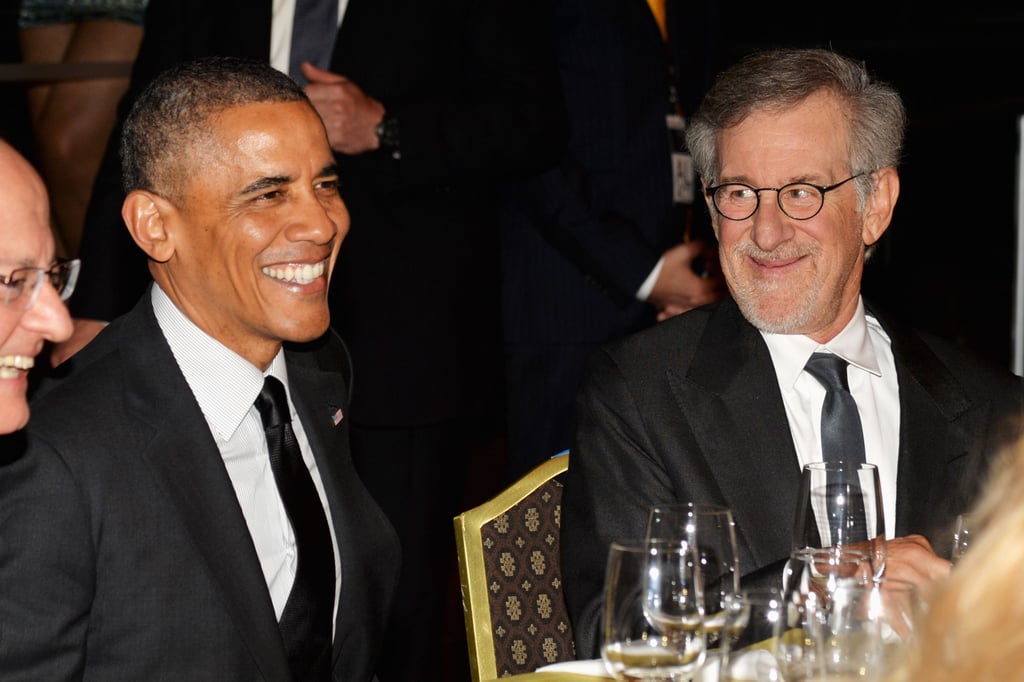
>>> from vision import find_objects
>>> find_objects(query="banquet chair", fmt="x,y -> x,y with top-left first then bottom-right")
453,452 -> 575,681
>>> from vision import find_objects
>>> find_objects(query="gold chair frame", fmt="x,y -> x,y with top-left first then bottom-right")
454,453 -> 574,681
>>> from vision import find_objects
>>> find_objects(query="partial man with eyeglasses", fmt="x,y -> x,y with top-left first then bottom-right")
560,47 -> 1024,658
0,139 -> 76,435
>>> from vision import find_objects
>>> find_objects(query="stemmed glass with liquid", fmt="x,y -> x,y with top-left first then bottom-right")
792,461 -> 887,578
646,503 -> 740,649
601,540 -> 707,681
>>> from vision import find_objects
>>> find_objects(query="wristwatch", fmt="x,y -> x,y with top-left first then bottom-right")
375,112 -> 401,160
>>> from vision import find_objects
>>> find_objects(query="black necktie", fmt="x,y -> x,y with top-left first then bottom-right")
289,0 -> 338,86
255,376 -> 334,681
804,352 -> 866,464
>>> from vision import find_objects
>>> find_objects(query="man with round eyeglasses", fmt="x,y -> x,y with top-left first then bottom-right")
561,47 -> 1024,658
0,139 -> 75,435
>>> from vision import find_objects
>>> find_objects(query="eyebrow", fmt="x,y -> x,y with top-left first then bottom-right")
239,164 -> 340,196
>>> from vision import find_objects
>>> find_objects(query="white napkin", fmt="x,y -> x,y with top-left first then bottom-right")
535,658 -> 612,677
536,653 -> 720,680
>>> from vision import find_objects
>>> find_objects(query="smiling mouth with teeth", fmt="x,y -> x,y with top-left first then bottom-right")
261,260 -> 326,285
0,355 -> 34,379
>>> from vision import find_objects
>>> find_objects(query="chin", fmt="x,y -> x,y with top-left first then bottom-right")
279,318 -> 331,344
0,405 -> 30,435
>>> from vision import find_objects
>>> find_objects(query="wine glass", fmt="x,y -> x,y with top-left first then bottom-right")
950,513 -> 978,564
601,540 -> 707,681
792,461 -> 887,578
646,503 -> 740,649
777,570 -> 883,680
719,588 -> 784,681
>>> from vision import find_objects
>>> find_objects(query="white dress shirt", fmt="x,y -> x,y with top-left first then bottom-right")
760,297 -> 900,538
270,0 -> 349,76
151,285 -> 342,629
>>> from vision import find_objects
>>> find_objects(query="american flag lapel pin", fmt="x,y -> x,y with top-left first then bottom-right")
329,405 -> 344,426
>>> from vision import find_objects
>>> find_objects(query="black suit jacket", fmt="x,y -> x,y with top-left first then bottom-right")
75,0 -> 567,426
0,293 -> 400,680
561,296 -> 1024,657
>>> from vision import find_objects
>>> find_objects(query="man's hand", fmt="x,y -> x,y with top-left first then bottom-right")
50,318 -> 107,367
301,63 -> 386,155
648,240 -> 725,321
882,534 -> 952,600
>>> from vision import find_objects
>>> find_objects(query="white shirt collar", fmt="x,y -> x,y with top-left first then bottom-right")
150,284 -> 289,441
760,297 -> 883,389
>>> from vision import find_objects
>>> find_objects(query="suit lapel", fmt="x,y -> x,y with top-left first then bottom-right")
669,299 -> 802,571
876,308 -> 974,537
119,299 -> 290,681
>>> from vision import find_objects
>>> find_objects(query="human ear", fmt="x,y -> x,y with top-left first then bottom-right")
122,190 -> 176,263
862,168 -> 899,246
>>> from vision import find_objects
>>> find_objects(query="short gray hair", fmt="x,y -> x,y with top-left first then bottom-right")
685,48 -> 906,199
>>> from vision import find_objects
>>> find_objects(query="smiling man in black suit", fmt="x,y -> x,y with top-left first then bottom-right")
0,56 -> 399,681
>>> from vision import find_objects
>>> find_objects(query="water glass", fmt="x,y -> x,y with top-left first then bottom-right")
793,461 -> 886,578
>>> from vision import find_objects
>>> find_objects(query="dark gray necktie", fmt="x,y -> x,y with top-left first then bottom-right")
289,0 -> 338,86
804,352 -> 866,464
255,376 -> 334,681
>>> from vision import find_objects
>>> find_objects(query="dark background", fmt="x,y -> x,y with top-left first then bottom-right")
2,2 -> 1022,371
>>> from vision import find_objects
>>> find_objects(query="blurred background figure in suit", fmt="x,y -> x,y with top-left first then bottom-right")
16,0 -> 147,257
0,138 -> 74,436
498,0 -> 726,482
54,1 -> 567,679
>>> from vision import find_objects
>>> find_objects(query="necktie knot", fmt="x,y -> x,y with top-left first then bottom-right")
804,352 -> 851,392
804,352 -> 865,464
256,375 -> 291,429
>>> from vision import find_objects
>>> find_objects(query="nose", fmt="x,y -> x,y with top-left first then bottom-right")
292,190 -> 349,245
21,279 -> 74,344
749,190 -> 794,251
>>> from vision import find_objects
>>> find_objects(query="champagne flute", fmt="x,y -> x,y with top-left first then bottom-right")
792,461 -> 886,578
646,503 -> 740,649
602,540 -> 707,681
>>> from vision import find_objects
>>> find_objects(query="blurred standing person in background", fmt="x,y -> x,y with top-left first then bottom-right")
498,0 -> 726,483
0,138 -> 75,436
55,1 -> 568,679
17,0 -> 148,257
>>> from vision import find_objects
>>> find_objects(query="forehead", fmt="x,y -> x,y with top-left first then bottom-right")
717,91 -> 849,180
180,98 -> 331,182
0,152 -> 54,269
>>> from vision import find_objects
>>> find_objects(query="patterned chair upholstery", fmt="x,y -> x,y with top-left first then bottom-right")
453,453 -> 575,681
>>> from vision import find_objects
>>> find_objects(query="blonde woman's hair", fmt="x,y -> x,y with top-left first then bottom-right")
889,440 -> 1024,680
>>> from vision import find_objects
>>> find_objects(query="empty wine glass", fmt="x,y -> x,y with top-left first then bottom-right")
646,503 -> 740,649
793,461 -> 886,578
951,513 -> 978,564
777,573 -> 882,680
719,588 -> 784,681
602,540 -> 707,682
868,576 -> 922,672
